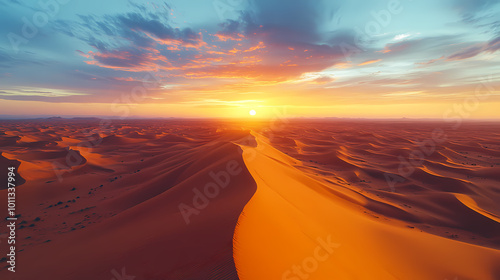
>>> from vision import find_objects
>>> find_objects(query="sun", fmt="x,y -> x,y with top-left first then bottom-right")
249,109 -> 257,116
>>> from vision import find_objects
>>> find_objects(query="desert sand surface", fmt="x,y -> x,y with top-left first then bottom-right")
0,119 -> 499,280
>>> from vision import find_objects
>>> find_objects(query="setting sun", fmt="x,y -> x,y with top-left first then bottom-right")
249,109 -> 256,116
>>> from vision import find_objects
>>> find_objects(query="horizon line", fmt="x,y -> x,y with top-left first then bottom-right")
1,115 -> 500,122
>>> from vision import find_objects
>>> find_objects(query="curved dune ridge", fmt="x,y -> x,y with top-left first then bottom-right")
233,131 -> 500,280
0,119 -> 499,279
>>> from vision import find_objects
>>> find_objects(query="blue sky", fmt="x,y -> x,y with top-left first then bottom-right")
0,0 -> 499,118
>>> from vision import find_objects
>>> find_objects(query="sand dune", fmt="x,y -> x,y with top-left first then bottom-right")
234,131 -> 500,280
0,119 -> 499,279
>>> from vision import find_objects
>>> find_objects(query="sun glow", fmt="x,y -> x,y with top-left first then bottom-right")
249,109 -> 256,116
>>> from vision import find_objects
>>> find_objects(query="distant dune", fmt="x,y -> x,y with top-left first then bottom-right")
0,119 -> 499,280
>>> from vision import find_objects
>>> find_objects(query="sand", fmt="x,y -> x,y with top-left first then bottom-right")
0,119 -> 499,279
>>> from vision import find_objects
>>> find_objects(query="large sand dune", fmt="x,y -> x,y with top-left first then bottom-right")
0,119 -> 499,279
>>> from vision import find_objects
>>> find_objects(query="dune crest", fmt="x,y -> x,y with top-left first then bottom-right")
233,131 -> 500,280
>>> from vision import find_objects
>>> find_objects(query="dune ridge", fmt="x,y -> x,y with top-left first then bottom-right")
233,131 -> 500,280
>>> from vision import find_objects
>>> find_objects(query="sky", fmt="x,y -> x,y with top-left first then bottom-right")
0,0 -> 500,119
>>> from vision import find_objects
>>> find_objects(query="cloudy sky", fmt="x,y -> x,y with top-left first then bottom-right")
0,0 -> 499,118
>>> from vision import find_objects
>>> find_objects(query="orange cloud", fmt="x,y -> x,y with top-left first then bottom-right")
113,77 -> 136,82
416,56 -> 444,66
332,62 -> 352,69
358,59 -> 381,66
146,32 -> 208,50
244,42 -> 266,53
310,76 -> 335,84
214,33 -> 245,41
378,41 -> 411,54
